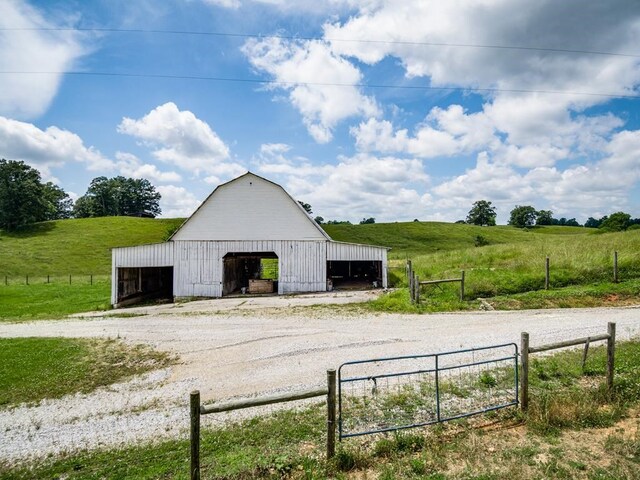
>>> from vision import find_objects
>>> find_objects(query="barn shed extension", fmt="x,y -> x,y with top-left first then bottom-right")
111,172 -> 389,307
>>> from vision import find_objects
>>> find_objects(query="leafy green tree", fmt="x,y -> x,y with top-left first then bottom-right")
565,218 -> 581,227
584,217 -> 600,228
298,201 -> 312,214
536,210 -> 553,225
42,182 -> 73,220
0,159 -> 48,230
508,205 -> 537,228
600,212 -> 631,232
74,176 -> 161,218
314,216 -> 324,224
359,217 -> 375,224
466,200 -> 497,226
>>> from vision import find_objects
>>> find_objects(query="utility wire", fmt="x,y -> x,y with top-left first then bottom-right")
2,27 -> 639,59
2,70 -> 638,99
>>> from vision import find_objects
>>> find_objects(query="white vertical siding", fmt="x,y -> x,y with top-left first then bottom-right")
112,243 -> 175,267
112,238 -> 389,304
172,173 -> 328,241
326,242 -> 388,261
173,240 -> 327,298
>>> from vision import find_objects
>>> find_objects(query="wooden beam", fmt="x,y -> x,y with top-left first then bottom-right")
200,387 -> 329,415
419,278 -> 463,285
326,370 -> 336,459
190,391 -> 201,480
529,333 -> 609,353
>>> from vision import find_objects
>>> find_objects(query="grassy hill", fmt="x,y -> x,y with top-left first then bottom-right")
0,217 -> 184,276
1,217 -> 639,317
323,221 -> 589,257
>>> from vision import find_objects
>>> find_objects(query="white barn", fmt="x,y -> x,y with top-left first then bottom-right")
111,172 -> 389,306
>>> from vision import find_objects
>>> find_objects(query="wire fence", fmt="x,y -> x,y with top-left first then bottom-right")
338,343 -> 518,438
1,274 -> 110,286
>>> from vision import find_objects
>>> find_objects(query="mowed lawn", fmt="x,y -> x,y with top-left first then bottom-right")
0,278 -> 111,321
0,337 -> 172,407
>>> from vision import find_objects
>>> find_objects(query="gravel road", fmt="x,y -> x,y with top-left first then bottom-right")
1,298 -> 639,465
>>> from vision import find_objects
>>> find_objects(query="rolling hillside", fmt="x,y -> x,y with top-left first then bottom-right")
0,216 -> 603,275
0,217 -> 184,276
323,221 -> 589,257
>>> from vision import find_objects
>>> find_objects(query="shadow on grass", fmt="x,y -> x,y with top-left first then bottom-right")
0,221 -> 56,238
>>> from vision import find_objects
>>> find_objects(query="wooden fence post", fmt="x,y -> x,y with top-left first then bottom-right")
460,270 -> 465,301
326,369 -> 336,460
90,274 -> 93,286
26,275 -> 28,286
415,275 -> 420,304
190,391 -> 201,480
521,332 -> 529,412
47,275 -> 50,284
607,322 -> 616,393
69,274 -> 72,285
545,257 -> 550,290
581,338 -> 590,372
613,251 -> 618,283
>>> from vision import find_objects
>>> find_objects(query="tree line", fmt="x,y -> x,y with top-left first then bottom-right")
0,159 -> 161,231
466,200 -> 640,231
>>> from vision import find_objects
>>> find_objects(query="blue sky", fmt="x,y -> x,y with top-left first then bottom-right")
1,0 -> 639,223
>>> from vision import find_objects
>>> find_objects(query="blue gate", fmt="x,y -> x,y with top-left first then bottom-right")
338,343 -> 518,438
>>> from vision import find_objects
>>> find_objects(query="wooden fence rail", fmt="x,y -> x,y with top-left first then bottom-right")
407,262 -> 465,304
190,369 -> 337,480
520,322 -> 615,411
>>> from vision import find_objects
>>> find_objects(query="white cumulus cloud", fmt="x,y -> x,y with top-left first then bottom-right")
117,102 -> 244,179
255,144 -> 430,222
115,152 -> 182,183
242,37 -> 379,143
0,116 -> 113,177
157,185 -> 201,218
0,0 -> 91,119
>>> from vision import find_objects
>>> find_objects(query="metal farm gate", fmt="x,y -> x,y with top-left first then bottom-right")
338,344 -> 518,438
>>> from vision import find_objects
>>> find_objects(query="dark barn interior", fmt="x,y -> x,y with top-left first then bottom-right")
222,252 -> 279,296
116,267 -> 173,306
327,260 -> 382,289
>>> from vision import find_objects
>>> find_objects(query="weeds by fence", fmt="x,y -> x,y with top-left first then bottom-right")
190,370 -> 337,480
520,323 -> 616,411
403,250 -> 629,302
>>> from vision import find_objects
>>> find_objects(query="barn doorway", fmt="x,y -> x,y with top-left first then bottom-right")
222,252 -> 279,296
327,260 -> 382,290
116,267 -> 173,306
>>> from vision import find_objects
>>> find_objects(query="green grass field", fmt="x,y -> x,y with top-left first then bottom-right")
1,217 -> 639,319
3,341 -> 639,479
0,216 -> 184,276
0,277 -> 111,321
0,337 -> 172,407
323,221 -> 589,257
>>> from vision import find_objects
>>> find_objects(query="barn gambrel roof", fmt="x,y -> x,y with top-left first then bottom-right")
169,172 -> 331,241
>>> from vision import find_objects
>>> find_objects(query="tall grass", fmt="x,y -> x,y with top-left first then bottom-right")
409,230 -> 640,298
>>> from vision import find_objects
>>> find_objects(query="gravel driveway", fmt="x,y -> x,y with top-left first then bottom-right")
1,298 -> 640,465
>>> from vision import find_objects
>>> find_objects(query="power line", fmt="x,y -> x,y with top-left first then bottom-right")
2,70 -> 638,99
2,27 -> 639,59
